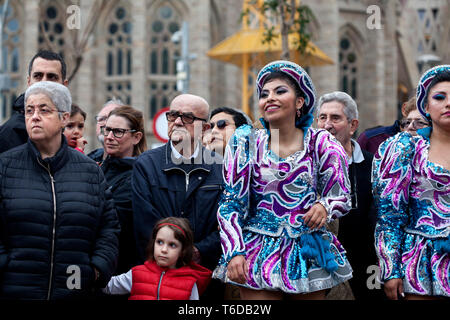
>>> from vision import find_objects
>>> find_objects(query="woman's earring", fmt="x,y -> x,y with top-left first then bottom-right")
296,109 -> 301,118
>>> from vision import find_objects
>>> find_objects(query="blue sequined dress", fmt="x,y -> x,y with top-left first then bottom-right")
373,132 -> 450,297
213,125 -> 353,293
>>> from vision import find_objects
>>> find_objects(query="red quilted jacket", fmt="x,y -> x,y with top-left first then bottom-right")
129,260 -> 212,300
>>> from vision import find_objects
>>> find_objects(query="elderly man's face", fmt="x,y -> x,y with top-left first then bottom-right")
95,103 -> 121,142
25,93 -> 69,145
317,101 -> 357,146
168,96 -> 208,149
27,57 -> 67,87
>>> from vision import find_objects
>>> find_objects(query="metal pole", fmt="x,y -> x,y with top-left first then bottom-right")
0,0 -> 11,121
181,21 -> 189,93
0,0 -> 10,74
242,53 -> 250,117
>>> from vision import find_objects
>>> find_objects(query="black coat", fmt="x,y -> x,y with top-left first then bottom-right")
131,143 -> 223,270
101,156 -> 137,274
0,94 -> 28,154
0,137 -> 120,300
337,149 -> 380,299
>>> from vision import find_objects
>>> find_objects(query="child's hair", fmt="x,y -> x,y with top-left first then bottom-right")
146,217 -> 194,268
70,103 -> 86,120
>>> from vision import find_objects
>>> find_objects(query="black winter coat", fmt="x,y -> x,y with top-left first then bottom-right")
101,156 -> 137,274
338,149 -> 380,299
132,143 -> 223,270
0,137 -> 120,300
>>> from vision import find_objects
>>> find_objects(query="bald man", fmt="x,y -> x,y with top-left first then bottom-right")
167,94 -> 211,160
131,94 -> 223,277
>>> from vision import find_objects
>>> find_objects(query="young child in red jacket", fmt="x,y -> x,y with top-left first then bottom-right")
103,217 -> 212,300
64,104 -> 87,153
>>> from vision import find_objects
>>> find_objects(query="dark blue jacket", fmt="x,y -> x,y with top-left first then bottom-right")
356,120 -> 401,155
87,147 -> 104,165
0,137 -> 120,300
101,156 -> 137,274
131,142 -> 223,270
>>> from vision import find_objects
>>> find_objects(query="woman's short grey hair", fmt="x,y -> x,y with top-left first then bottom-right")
24,81 -> 72,113
317,91 -> 359,121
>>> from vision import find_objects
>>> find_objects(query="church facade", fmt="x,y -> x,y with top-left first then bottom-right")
1,0 -> 448,151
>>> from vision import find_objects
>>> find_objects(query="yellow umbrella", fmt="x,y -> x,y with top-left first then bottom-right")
207,28 -> 334,67
207,0 -> 334,118
207,0 -> 335,118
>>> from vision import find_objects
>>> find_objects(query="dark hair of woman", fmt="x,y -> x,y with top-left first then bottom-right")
107,105 -> 148,156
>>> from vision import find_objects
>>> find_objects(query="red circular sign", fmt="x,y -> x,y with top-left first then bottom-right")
152,107 -> 170,143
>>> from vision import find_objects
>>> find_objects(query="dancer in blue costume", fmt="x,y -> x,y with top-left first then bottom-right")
373,65 -> 450,300
213,61 -> 353,299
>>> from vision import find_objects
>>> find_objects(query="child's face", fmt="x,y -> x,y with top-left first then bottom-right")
64,113 -> 85,148
154,226 -> 182,269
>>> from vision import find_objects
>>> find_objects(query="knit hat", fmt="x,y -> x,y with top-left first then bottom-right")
256,60 -> 316,115
416,64 -> 450,119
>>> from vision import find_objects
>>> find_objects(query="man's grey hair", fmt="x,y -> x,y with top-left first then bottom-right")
25,81 -> 72,113
102,97 -> 125,111
317,91 -> 359,121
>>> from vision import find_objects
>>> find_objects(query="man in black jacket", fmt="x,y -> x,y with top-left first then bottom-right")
132,94 -> 223,298
0,81 -> 120,300
0,50 -> 67,154
316,91 -> 382,300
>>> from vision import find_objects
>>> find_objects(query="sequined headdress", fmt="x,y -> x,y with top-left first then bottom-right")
416,64 -> 450,119
256,60 -> 317,115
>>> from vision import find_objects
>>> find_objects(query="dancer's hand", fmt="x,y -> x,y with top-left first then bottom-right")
303,203 -> 327,229
384,278 -> 404,300
227,255 -> 248,284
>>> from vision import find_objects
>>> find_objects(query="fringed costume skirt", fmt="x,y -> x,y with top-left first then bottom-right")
213,229 -> 353,294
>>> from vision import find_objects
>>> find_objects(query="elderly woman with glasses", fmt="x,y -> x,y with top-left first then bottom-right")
399,96 -> 429,136
100,105 -> 147,275
0,81 -> 120,299
373,65 -> 450,300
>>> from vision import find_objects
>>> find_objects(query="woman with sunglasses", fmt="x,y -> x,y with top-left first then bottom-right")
213,61 -> 352,300
204,107 -> 251,156
399,96 -> 429,136
373,65 -> 450,300
101,105 -> 147,275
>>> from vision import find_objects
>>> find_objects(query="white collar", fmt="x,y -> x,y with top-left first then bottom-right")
170,140 -> 200,160
349,139 -> 364,165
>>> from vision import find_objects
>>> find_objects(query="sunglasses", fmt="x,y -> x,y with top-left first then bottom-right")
210,119 -> 231,130
166,111 -> 207,124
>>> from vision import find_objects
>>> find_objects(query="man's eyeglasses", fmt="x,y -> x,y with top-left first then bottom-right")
95,115 -> 108,123
166,111 -> 207,124
25,106 -> 62,118
210,119 -> 231,130
400,119 -> 428,130
101,126 -> 136,138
